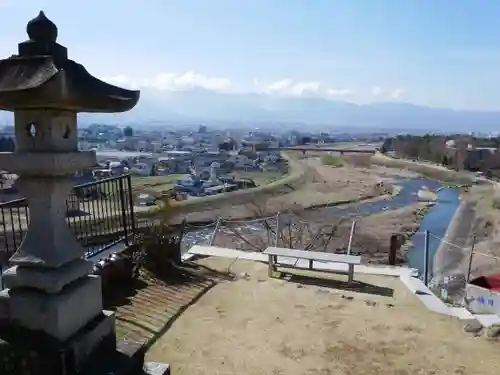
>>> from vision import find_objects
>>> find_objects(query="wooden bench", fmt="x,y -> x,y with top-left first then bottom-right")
263,247 -> 362,283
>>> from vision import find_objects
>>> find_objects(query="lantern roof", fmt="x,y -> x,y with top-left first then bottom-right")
0,11 -> 140,113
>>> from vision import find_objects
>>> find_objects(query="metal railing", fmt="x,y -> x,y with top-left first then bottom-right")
0,174 -> 136,262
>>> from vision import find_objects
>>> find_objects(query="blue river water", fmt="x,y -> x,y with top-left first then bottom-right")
182,178 -> 461,275
408,186 -> 460,273
321,178 -> 460,272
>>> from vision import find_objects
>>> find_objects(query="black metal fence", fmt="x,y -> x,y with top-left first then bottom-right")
0,174 -> 136,262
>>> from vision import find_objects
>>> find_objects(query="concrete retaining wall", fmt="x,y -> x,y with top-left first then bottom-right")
465,283 -> 500,314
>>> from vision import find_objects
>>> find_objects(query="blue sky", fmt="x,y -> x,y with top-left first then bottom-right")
2,0 -> 500,110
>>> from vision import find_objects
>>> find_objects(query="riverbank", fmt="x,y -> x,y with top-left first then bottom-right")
166,159 -> 443,267
138,151 -> 311,218
162,156 -> 453,268
372,154 -> 486,278
171,159 -> 411,224
371,153 -> 485,185
383,154 -> 500,286
207,201 -> 432,265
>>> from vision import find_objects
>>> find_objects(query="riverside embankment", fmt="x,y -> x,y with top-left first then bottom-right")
137,151 -> 312,220
137,154 -> 400,224
372,153 -> 485,278
155,153 -> 467,272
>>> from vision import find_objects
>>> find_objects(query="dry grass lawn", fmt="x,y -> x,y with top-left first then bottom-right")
146,257 -> 500,375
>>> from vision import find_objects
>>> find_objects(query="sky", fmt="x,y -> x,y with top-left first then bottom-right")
2,0 -> 500,110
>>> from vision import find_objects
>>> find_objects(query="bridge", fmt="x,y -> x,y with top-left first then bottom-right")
265,146 -> 377,155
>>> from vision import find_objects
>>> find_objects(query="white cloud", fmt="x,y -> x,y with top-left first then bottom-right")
326,88 -> 352,97
147,72 -> 232,91
255,78 -> 321,96
390,88 -> 406,99
100,73 -> 404,102
100,74 -> 137,88
371,86 -> 383,97
100,72 -> 232,92
370,86 -> 406,100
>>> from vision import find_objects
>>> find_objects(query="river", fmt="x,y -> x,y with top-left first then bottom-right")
181,177 -> 461,275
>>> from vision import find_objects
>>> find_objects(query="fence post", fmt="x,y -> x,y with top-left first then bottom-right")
176,219 -> 187,263
275,212 -> 281,247
118,177 -> 129,245
347,220 -> 356,255
389,234 -> 398,265
209,218 -> 222,246
126,174 -> 136,240
423,230 -> 430,286
466,234 -> 476,284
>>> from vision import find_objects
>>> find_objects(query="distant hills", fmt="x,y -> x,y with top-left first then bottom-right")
1,89 -> 500,133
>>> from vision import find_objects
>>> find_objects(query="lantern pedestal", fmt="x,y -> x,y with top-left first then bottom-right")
0,11 -> 168,375
0,310 -> 169,374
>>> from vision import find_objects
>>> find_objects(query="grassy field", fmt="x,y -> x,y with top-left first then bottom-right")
146,257 -> 500,375
320,154 -> 344,167
130,174 -> 184,193
228,170 -> 286,186
132,171 -> 286,193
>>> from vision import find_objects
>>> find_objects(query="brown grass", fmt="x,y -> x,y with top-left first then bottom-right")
146,257 -> 500,375
183,158 -> 412,223
464,184 -> 500,278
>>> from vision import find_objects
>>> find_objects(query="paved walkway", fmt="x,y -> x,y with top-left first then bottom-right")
186,245 -> 417,277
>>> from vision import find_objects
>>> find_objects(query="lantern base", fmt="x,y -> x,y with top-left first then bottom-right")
0,310 -> 170,374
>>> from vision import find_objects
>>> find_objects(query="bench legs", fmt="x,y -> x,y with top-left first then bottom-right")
268,254 -> 275,277
267,254 -> 356,283
347,264 -> 354,283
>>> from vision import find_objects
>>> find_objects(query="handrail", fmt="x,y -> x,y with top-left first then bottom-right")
0,174 -> 136,259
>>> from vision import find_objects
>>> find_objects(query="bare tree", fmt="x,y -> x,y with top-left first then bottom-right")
211,200 -> 349,252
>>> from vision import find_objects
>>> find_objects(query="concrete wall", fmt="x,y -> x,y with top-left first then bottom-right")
465,283 -> 500,314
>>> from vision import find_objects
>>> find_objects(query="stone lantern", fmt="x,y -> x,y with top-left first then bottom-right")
0,11 -> 168,375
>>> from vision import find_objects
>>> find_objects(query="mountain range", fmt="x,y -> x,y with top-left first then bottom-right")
1,89 -> 500,133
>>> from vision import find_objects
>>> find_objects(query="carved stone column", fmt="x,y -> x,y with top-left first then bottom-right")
0,108 -> 100,340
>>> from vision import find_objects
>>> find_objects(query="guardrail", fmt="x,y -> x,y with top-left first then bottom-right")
0,174 -> 136,262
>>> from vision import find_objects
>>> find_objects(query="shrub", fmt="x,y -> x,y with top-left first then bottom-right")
321,155 -> 344,167
134,198 -> 186,277
342,154 -> 372,167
